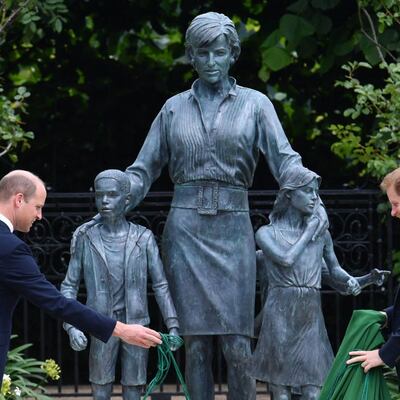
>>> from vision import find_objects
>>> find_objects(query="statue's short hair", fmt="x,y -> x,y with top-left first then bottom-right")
380,167 -> 400,195
0,170 -> 43,202
94,169 -> 130,194
185,12 -> 241,64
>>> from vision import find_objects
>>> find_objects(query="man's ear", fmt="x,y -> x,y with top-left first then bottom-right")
14,193 -> 24,208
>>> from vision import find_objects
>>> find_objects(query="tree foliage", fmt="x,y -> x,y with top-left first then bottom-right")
0,0 -> 67,162
1,0 -> 399,189
329,0 -> 400,180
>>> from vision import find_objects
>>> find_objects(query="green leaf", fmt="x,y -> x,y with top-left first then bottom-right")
359,35 -> 382,65
54,18 -> 62,33
279,14 -> 315,47
9,64 -> 42,85
245,17 -> 261,33
8,153 -> 17,163
358,61 -> 372,69
261,29 -> 281,49
258,65 -> 270,82
262,47 -> 293,71
274,92 -> 287,101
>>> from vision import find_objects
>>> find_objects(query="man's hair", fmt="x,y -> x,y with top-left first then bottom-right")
0,170 -> 43,202
185,12 -> 241,64
94,169 -> 130,194
380,167 -> 400,195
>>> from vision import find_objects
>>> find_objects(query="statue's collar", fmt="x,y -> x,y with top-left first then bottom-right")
189,77 -> 238,99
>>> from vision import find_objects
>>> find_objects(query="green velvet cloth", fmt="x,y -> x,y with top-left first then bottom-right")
319,309 -> 391,400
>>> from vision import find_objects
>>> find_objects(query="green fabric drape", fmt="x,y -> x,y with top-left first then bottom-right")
319,309 -> 391,400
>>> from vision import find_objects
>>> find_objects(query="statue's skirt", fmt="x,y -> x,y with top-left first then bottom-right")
162,206 -> 256,336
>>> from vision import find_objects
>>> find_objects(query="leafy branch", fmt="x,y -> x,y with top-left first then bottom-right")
0,0 -> 68,161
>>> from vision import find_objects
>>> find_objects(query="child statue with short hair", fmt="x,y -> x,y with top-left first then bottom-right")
61,169 -> 179,400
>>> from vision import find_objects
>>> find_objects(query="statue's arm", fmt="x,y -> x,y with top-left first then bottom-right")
257,95 -> 302,182
322,231 -> 361,295
146,231 -> 179,332
125,106 -> 170,211
59,234 -> 88,351
255,218 -> 318,268
257,96 -> 328,238
60,233 -> 85,332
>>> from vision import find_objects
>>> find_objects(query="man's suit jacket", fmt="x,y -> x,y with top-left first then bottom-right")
61,222 -> 178,330
379,287 -> 400,370
0,221 -> 116,378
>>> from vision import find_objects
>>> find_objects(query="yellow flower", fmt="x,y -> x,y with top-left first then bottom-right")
1,374 -> 11,396
41,359 -> 61,381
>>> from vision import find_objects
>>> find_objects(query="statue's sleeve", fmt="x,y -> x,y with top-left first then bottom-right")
257,95 -> 303,184
125,105 -> 170,210
146,230 -> 179,330
60,232 -> 85,331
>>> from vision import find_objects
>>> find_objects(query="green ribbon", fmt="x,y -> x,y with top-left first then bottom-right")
142,333 -> 191,400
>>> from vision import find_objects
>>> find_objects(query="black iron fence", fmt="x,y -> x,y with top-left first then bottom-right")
11,189 -> 397,398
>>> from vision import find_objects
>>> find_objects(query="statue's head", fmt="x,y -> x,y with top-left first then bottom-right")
94,169 -> 130,219
270,166 -> 321,222
185,12 -> 241,67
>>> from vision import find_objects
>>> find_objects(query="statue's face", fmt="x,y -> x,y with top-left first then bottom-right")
192,34 -> 233,85
289,179 -> 319,216
95,178 -> 127,220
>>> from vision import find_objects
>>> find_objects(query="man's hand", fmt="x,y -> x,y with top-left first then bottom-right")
112,322 -> 162,348
346,349 -> 384,373
68,327 -> 88,351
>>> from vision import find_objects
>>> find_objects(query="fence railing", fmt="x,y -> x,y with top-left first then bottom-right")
11,189 -> 397,398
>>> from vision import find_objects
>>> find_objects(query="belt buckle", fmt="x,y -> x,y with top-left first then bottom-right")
197,183 -> 218,215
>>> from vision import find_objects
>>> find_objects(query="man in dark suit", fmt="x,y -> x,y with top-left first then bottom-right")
347,167 -> 400,373
0,170 -> 162,380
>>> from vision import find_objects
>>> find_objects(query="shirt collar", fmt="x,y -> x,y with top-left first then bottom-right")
189,77 -> 238,99
0,213 -> 13,232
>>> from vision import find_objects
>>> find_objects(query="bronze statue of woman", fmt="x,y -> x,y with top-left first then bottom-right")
121,12 -> 330,400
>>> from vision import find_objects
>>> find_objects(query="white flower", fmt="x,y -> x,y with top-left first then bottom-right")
14,387 -> 21,396
2,374 -> 11,383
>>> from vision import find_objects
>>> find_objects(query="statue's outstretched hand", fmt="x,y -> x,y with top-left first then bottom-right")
370,268 -> 391,287
68,327 -> 88,351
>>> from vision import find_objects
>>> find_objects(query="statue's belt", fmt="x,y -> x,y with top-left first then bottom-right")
171,183 -> 249,215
